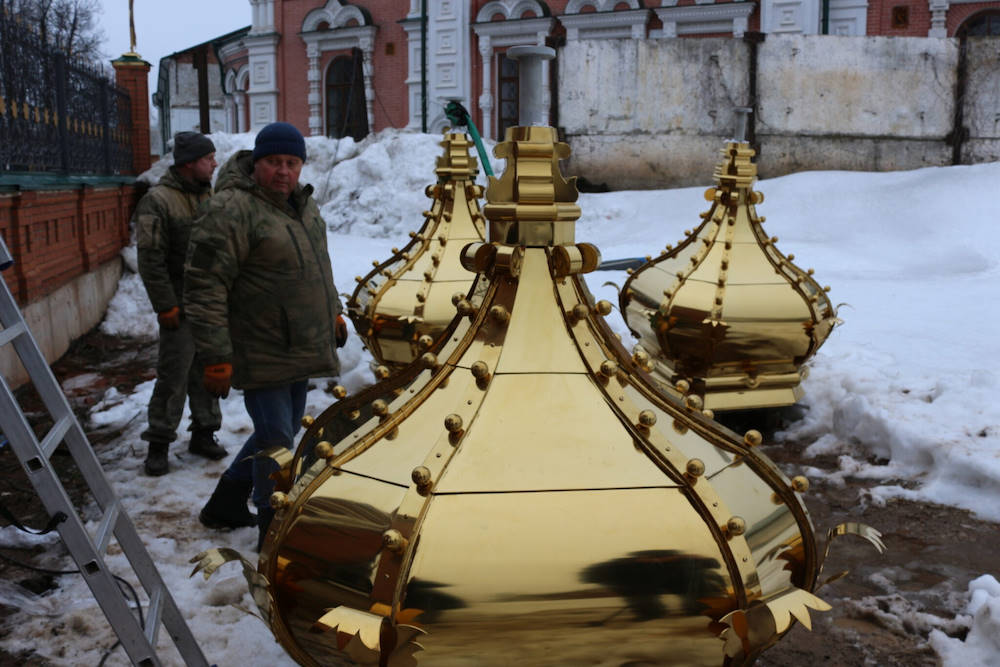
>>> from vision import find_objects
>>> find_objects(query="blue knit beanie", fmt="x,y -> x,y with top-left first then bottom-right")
252,122 -> 307,162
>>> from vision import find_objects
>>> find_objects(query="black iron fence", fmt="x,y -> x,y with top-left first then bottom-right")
0,12 -> 132,175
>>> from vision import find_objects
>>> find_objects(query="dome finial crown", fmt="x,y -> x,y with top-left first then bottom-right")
483,126 -> 580,247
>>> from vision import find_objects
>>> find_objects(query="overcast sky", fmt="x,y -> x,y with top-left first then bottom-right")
97,0 -> 249,102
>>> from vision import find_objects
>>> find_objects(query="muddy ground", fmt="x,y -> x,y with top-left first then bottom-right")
1,328 -> 994,666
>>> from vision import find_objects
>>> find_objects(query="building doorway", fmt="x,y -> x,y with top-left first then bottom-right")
326,49 -> 368,140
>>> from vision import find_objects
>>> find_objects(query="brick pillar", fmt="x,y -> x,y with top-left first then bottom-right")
112,54 -> 152,175
10,191 -> 39,304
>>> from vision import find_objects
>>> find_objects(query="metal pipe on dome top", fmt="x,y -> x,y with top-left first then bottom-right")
420,0 -> 428,132
506,45 -> 555,127
733,106 -> 753,143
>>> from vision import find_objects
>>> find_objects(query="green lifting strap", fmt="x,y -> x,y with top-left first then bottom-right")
444,100 -> 494,178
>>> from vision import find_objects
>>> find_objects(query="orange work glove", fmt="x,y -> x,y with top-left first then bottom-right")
157,306 -> 181,329
335,314 -> 349,348
203,363 -> 232,398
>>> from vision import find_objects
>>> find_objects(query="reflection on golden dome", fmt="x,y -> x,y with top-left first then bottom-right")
620,139 -> 838,411
347,132 -> 486,368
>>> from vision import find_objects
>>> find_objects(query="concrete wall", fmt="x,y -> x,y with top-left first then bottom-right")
165,55 -> 227,109
0,258 -> 122,389
755,34 -> 956,175
558,34 -> 1000,189
562,38 -> 749,188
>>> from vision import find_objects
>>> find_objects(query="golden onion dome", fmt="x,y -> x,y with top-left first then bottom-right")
347,132 -> 486,367
620,137 -> 838,411
192,54 -> 882,667
257,127 -> 845,667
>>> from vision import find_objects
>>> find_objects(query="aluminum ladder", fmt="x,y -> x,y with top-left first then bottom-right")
0,234 -> 208,667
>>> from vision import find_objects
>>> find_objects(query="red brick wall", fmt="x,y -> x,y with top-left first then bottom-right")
262,0 -> 1000,139
867,0 -> 932,36
0,185 -> 137,306
865,0 -> 1000,36
365,3 -> 410,131
276,1 -> 310,132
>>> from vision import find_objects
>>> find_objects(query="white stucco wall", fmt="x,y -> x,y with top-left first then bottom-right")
558,34 -> 997,189
754,34 -> 957,175
757,35 -> 956,138
168,58 -> 227,108
560,38 -> 749,188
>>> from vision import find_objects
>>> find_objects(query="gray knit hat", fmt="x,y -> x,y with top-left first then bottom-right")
173,131 -> 215,165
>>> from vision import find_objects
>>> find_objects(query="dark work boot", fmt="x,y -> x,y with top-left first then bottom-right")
188,430 -> 227,460
199,476 -> 255,529
144,442 -> 170,476
256,506 -> 275,553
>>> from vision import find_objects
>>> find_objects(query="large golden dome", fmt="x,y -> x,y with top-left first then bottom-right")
620,139 -> 838,411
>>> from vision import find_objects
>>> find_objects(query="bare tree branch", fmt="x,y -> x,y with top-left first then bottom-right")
5,0 -> 105,64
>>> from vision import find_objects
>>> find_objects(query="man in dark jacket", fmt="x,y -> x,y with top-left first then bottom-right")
185,122 -> 348,546
136,131 -> 226,476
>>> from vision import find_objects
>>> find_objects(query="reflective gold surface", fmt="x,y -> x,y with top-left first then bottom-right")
216,125 -> 883,666
347,132 -> 486,367
620,141 -> 838,411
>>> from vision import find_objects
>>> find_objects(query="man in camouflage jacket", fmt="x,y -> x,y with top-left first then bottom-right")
136,131 -> 226,477
185,122 -> 348,546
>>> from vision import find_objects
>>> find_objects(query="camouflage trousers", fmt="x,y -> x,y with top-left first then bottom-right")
140,318 -> 221,444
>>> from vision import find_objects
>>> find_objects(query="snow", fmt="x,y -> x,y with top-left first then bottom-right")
3,129 -> 999,665
584,163 -> 1000,527
930,575 -> 1000,667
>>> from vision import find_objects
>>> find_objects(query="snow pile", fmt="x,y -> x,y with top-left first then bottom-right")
316,129 -> 497,238
760,165 -> 1000,523
148,128 -> 498,239
319,131 -> 442,237
99,273 -> 157,339
930,575 -> 1000,666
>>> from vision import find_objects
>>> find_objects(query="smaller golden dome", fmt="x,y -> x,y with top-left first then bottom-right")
347,132 -> 486,367
620,140 -> 838,411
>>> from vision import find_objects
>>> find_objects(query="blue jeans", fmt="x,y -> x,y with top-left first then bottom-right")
222,381 -> 307,509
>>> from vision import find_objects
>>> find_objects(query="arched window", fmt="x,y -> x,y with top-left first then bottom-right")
326,50 -> 368,140
957,10 -> 1000,37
